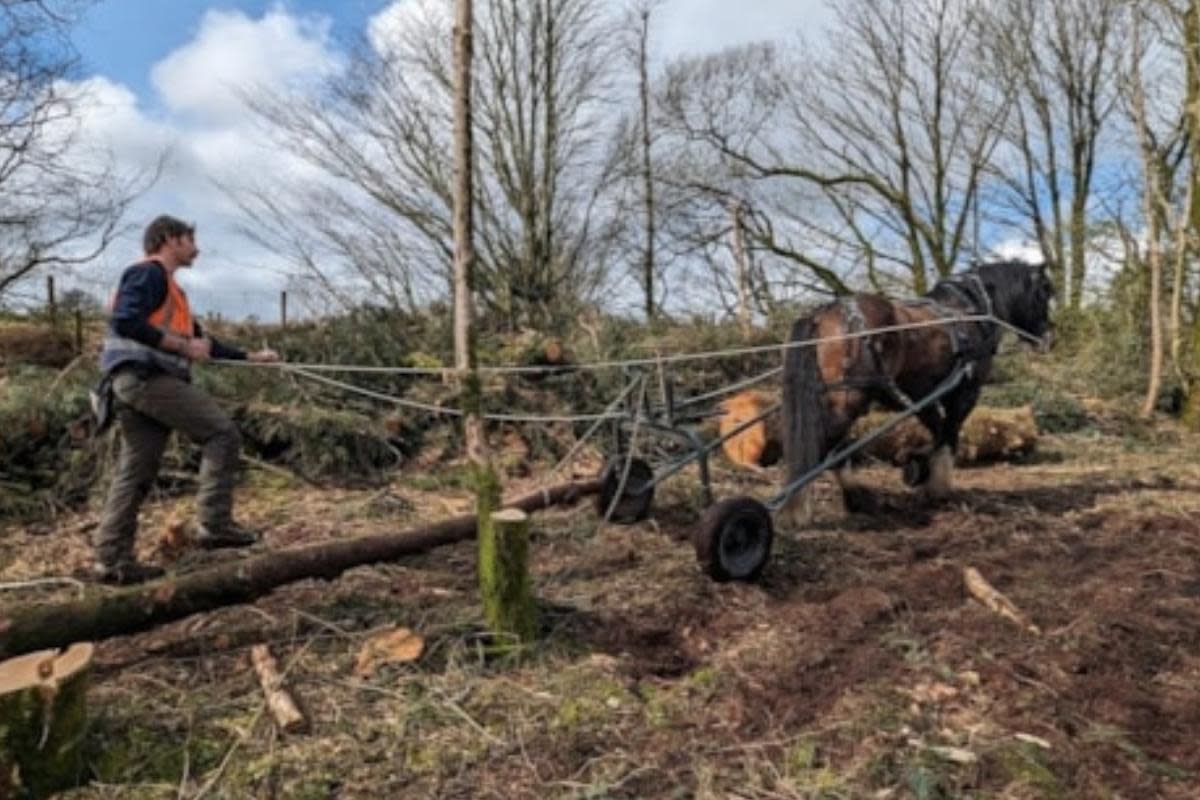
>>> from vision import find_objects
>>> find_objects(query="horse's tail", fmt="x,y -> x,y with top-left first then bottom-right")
783,315 -> 828,493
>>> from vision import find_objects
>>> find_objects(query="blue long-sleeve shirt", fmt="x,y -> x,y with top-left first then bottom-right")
110,260 -> 246,361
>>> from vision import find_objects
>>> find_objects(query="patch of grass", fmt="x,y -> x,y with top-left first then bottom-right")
984,740 -> 1064,800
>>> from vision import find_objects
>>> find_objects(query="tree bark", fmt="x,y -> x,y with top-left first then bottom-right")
0,643 -> 93,799
1131,5 -> 1164,419
0,479 -> 602,661
730,199 -> 752,340
637,7 -> 656,321
478,508 -> 536,651
1184,0 -> 1200,429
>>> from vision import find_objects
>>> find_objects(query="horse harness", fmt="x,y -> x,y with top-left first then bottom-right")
823,277 -> 999,406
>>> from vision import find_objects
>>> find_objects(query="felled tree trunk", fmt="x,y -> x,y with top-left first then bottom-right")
0,643 -> 93,799
0,478 -> 603,661
850,405 -> 1039,465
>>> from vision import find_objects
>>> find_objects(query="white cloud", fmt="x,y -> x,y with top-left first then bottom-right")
655,0 -> 830,59
53,6 -> 345,313
368,0 -> 448,57
151,4 -> 340,125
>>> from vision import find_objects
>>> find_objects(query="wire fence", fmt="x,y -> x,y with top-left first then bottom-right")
1,277 -> 327,328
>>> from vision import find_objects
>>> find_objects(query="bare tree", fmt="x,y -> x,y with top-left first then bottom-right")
983,0 -> 1124,309
1111,0 -> 1190,416
624,0 -> 663,321
237,0 -> 627,330
661,0 -> 1013,296
0,0 -> 146,298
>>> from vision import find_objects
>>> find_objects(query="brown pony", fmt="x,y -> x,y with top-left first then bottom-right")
781,260 -> 1054,523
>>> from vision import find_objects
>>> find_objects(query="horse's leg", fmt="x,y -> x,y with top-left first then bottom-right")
904,404 -> 946,491
782,483 -> 816,528
829,393 -> 877,514
924,380 -> 983,497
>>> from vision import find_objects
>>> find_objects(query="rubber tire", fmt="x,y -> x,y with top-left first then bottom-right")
693,496 -> 773,582
903,453 -> 931,487
595,457 -> 655,524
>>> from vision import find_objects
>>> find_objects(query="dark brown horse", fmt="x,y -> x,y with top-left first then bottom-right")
781,260 -> 1054,523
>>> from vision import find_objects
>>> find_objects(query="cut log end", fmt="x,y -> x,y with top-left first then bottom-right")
491,508 -> 529,524
0,642 -> 93,694
717,391 -> 781,469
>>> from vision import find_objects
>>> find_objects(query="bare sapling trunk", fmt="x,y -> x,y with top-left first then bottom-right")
1131,6 -> 1165,418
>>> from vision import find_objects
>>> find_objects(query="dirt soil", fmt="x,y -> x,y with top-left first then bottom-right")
3,424 -> 1200,799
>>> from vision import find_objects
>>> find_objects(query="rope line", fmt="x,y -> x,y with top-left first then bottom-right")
213,313 -> 1044,378
283,364 -> 627,424
217,314 -> 1046,426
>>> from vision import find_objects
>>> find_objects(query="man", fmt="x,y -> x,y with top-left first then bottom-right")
94,215 -> 280,584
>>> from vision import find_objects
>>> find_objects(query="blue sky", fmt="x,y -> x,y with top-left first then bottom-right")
73,1 -> 389,104
58,0 -> 830,318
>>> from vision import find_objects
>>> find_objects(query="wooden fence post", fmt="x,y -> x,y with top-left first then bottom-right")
46,275 -> 57,330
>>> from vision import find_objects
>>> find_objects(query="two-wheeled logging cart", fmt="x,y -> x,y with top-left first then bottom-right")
593,361 -> 974,582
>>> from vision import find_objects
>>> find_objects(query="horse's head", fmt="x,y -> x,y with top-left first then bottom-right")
975,260 -> 1055,349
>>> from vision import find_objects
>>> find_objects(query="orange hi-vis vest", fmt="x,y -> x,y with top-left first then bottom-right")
100,262 -> 195,378
149,268 -> 194,337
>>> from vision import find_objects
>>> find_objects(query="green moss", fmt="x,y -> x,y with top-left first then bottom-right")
0,671 -> 90,798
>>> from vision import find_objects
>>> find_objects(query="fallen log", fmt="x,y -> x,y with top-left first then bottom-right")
0,477 -> 603,661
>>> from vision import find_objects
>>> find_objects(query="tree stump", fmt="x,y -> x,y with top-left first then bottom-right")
0,643 -> 93,799
478,508 -> 536,651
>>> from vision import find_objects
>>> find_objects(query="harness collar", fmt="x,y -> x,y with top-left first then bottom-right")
937,273 -> 994,318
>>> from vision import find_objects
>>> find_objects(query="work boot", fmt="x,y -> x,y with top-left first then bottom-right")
195,522 -> 260,550
93,560 -> 166,585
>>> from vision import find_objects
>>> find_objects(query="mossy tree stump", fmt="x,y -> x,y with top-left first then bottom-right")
0,642 -> 93,799
478,507 -> 537,651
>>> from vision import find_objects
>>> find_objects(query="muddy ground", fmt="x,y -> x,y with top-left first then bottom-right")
2,422 -> 1200,799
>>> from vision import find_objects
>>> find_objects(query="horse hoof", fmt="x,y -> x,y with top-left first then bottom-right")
842,487 -> 879,515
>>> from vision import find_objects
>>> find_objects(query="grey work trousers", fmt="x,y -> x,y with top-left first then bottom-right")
94,369 -> 241,566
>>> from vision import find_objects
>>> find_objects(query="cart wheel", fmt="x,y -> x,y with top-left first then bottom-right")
693,497 -> 773,582
903,453 -> 931,487
595,457 -> 655,524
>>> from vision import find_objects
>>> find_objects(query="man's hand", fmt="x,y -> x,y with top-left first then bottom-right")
247,348 -> 281,364
165,335 -> 211,361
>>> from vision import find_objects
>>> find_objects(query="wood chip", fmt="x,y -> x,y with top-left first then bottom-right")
353,627 -> 425,677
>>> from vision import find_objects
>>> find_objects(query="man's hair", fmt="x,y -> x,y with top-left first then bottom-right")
143,215 -> 195,255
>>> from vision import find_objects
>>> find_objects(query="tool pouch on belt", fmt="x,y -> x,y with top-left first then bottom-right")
89,373 -> 115,437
